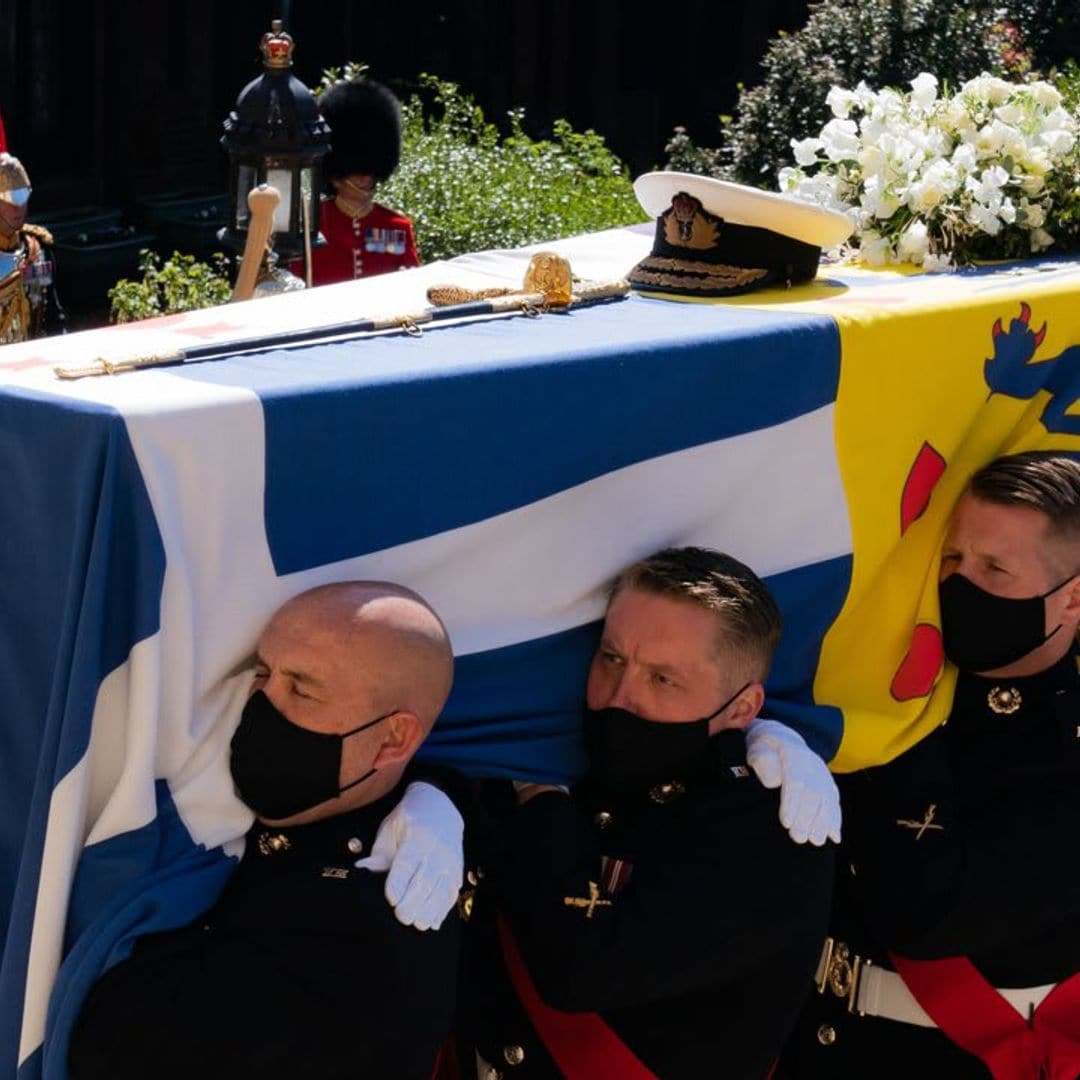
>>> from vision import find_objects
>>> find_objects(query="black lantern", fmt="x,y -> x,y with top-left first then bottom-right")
219,20 -> 330,261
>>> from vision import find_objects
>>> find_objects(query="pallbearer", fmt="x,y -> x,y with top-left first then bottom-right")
782,451 -> 1080,1079
462,547 -> 838,1079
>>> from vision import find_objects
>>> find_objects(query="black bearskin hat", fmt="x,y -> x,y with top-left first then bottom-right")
319,78 -> 402,185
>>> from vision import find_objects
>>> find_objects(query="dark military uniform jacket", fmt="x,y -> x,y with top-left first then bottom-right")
782,648 -> 1080,1078
69,781 -> 460,1080
463,730 -> 834,1079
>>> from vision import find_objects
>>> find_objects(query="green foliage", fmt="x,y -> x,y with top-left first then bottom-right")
315,61 -> 369,97
376,75 -> 645,263
108,250 -> 232,324
1044,61 -> 1080,253
666,0 -> 1080,187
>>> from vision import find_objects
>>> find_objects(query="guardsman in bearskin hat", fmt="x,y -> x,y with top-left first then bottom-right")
0,118 -> 62,343
302,75 -> 419,286
781,451 -> 1080,1079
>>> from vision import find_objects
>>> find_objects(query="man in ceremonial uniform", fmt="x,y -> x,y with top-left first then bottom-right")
463,547 -> 836,1079
69,581 -> 463,1080
0,145 -> 61,343
299,75 -> 419,286
783,451 -> 1080,1079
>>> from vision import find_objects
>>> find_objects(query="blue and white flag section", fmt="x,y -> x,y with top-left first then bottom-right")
0,226 -> 858,1079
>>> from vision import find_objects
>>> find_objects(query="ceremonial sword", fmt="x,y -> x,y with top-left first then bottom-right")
53,281 -> 630,381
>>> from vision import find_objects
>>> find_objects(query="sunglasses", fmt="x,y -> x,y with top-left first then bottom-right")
0,187 -> 31,207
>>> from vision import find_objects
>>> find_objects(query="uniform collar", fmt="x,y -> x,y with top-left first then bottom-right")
581,728 -> 750,809
246,780 -> 405,865
952,643 -> 1079,722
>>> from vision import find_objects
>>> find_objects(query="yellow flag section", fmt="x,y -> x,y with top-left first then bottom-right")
719,260 -> 1080,770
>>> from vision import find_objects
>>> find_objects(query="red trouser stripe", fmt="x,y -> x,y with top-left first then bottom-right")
496,913 -> 659,1080
890,952 -> 1080,1080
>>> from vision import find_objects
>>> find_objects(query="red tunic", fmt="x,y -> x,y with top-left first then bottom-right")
295,198 -> 420,286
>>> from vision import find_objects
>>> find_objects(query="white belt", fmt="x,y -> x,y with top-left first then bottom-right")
815,937 -> 1056,1028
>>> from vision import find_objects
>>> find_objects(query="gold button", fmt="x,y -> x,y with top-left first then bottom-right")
257,832 -> 291,856
648,780 -> 685,804
593,811 -> 613,829
457,889 -> 474,922
346,837 -> 364,855
817,1023 -> 837,1046
503,1044 -> 525,1066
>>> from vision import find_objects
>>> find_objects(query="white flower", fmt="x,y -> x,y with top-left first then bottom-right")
820,118 -> 861,161
962,74 -> 1013,106
907,160 -> 959,212
988,119 -> 1026,160
1041,128 -> 1076,156
777,166 -> 802,192
859,230 -> 893,266
853,81 -> 876,109
784,72 -> 1074,272
791,137 -> 824,166
898,220 -> 931,264
1018,199 -> 1046,228
951,143 -> 978,174
826,86 -> 859,119
1018,147 -> 1052,177
922,251 -> 954,272
966,165 -> 1009,204
944,97 -> 976,136
861,173 -> 900,220
994,102 -> 1026,127
1031,82 -> 1063,110
969,201 -> 1002,236
1043,107 -> 1076,133
1030,227 -> 1055,251
857,143 -> 888,176
909,73 -> 939,111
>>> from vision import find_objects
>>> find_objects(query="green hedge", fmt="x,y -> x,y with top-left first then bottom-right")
378,75 -> 645,263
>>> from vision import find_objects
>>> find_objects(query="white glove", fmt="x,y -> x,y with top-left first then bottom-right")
354,781 -> 464,931
745,718 -> 841,846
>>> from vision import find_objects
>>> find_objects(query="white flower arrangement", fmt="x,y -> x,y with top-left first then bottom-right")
779,72 -> 1080,270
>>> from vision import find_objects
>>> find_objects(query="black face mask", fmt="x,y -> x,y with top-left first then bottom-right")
939,571 -> 1075,674
229,690 -> 393,820
583,682 -> 750,794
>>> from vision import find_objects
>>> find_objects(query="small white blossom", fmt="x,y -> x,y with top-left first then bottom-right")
820,118 -> 861,161
826,86 -> 858,119
861,173 -> 900,220
909,73 -> 939,111
969,201 -> 1002,235
922,251 -> 954,272
859,231 -> 893,266
1041,128 -> 1076,156
966,166 -> 1009,204
792,137 -> 824,166
898,220 -> 931,263
951,143 -> 978,174
1031,82 -> 1063,110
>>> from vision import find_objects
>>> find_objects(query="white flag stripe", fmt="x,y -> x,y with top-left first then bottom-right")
19,764 -> 88,1066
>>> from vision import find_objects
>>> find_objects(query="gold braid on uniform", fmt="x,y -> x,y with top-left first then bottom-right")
0,267 -> 30,345
22,223 -> 54,248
